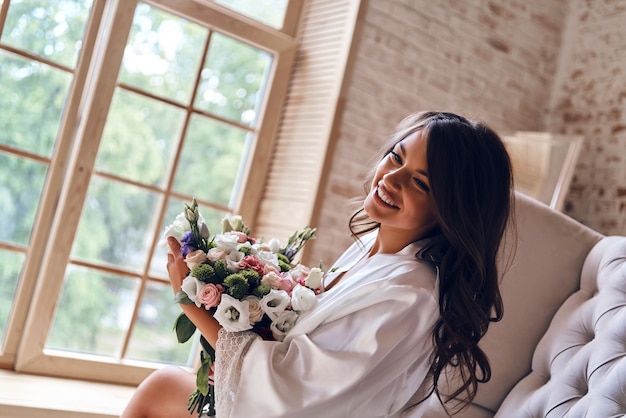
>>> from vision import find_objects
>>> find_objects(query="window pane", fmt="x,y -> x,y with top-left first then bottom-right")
195,32 -> 271,126
149,197 -> 228,278
126,280 -> 197,365
96,88 -> 186,186
71,177 -> 159,271
0,250 -> 25,348
2,0 -> 93,68
172,115 -> 250,207
0,50 -> 72,157
0,154 -> 47,245
46,266 -> 139,356
214,0 -> 287,29
118,2 -> 207,103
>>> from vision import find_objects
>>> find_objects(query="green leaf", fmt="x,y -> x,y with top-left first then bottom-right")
200,335 -> 215,359
175,289 -> 194,305
196,355 -> 212,396
173,312 -> 196,343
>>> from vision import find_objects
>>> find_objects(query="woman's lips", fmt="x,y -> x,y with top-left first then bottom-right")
376,184 -> 399,208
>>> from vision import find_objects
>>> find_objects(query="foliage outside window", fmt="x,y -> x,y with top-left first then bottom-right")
0,0 -> 296,384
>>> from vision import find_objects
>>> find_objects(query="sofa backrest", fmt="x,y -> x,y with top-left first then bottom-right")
421,192 -> 604,418
495,235 -> 626,417
469,192 -> 604,415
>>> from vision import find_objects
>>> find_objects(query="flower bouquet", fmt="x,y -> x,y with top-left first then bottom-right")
162,199 -> 323,416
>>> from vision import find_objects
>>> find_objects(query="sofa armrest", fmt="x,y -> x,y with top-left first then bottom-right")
495,236 -> 626,417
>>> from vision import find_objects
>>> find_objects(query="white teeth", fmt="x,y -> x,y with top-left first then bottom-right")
377,186 -> 398,207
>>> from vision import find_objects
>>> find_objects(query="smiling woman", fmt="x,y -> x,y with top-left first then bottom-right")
121,111 -> 514,418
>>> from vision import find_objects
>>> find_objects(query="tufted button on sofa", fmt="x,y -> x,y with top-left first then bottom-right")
422,192 -> 626,417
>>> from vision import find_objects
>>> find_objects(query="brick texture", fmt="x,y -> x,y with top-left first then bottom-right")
304,0 -> 569,268
548,0 -> 626,236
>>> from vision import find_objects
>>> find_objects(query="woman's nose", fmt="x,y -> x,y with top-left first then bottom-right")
382,169 -> 403,191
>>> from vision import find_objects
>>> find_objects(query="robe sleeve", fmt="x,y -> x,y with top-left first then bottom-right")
214,270 -> 439,418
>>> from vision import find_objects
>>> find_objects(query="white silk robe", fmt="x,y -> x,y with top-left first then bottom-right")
214,232 -> 440,418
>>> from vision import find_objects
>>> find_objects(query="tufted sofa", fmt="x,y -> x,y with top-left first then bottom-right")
423,192 -> 626,417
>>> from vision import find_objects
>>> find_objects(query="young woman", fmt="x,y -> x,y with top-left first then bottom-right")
121,111 -> 513,417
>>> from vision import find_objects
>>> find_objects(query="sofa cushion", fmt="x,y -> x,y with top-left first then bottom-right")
495,236 -> 626,417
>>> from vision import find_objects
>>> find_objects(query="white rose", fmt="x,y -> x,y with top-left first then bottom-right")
260,289 -> 291,320
185,250 -> 207,270
290,284 -> 317,312
213,294 -> 253,332
305,267 -> 324,290
207,247 -> 227,262
270,310 -> 299,341
244,296 -> 264,323
261,271 -> 282,289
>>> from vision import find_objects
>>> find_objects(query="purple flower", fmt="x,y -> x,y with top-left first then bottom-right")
181,231 -> 194,257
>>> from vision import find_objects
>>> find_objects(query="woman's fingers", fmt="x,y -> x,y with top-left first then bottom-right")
166,237 -> 189,292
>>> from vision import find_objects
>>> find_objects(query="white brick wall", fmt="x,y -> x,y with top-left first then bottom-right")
549,0 -> 626,235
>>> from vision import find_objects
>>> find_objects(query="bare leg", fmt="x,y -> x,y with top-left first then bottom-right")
120,366 -> 196,418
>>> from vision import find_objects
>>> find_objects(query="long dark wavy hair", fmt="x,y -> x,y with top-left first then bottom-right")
349,111 -> 514,413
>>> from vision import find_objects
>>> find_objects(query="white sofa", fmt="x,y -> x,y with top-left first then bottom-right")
424,192 -> 626,417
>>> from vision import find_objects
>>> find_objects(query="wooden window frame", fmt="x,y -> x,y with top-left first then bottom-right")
2,0 -> 301,386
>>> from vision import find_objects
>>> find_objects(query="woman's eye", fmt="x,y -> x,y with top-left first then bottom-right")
414,178 -> 430,192
390,151 -> 402,163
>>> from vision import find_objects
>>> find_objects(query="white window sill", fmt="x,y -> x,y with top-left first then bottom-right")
0,370 -> 135,418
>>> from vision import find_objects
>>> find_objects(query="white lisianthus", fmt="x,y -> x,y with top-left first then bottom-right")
255,250 -> 279,270
214,233 -> 240,253
260,289 -> 291,320
288,264 -> 310,281
270,310 -> 299,341
290,284 -> 317,312
305,267 -> 324,290
237,241 -> 252,254
225,250 -> 245,272
214,294 -> 253,332
244,295 -> 264,323
181,275 -> 204,307
158,212 -> 190,246
185,250 -> 207,269
267,238 -> 282,254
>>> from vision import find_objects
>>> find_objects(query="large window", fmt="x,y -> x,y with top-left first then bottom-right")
0,0 -> 299,384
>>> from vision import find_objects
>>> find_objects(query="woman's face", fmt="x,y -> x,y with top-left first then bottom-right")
364,129 -> 438,251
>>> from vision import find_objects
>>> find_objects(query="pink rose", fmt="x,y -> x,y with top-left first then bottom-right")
185,250 -> 207,269
230,231 -> 249,243
278,276 -> 295,293
197,283 -> 224,309
263,264 -> 280,275
239,255 -> 264,276
261,271 -> 282,289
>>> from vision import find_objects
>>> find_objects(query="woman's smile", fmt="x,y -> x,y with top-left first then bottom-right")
375,183 -> 399,208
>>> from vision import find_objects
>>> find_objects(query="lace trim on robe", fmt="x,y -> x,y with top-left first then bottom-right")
214,329 -> 258,417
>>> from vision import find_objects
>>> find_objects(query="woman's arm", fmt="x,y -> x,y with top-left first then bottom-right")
166,236 -> 222,348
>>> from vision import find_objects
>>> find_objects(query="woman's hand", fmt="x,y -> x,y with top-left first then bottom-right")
166,236 -> 189,294
166,236 -> 222,348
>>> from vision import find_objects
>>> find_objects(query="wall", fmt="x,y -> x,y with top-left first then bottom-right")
305,0 -> 569,268
548,0 -> 626,235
